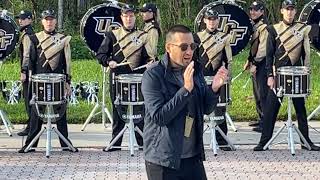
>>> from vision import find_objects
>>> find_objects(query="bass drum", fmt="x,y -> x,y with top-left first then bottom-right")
0,10 -> 19,61
194,1 -> 253,56
299,0 -> 320,51
80,1 -> 128,54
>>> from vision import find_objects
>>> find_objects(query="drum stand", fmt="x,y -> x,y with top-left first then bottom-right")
81,67 -> 113,131
103,104 -> 143,156
24,104 -> 77,158
0,109 -> 14,136
226,112 -> 237,132
0,62 -> 14,136
263,97 -> 311,155
204,111 -> 236,156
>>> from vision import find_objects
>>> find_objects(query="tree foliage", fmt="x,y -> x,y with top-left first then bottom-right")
0,0 -> 311,59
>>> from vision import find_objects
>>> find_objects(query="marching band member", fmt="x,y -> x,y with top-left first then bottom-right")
243,1 -> 269,133
140,2 -> 161,62
194,9 -> 233,151
254,0 -> 320,151
19,10 -> 77,153
96,5 -> 153,151
15,10 -> 35,136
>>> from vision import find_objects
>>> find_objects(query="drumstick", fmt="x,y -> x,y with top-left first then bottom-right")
272,88 -> 282,105
117,62 -> 132,67
231,70 -> 245,83
133,64 -> 148,71
242,77 -> 251,89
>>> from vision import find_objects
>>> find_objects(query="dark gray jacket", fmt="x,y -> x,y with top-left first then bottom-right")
141,53 -> 218,169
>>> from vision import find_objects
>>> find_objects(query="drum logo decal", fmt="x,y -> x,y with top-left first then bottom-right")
131,36 -> 142,46
93,17 -> 121,36
291,28 -> 303,40
0,29 -> 14,51
218,15 -> 247,46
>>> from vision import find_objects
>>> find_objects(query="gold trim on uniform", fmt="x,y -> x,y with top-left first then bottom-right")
20,31 -> 32,69
273,22 -> 311,65
36,31 -> 71,73
197,30 -> 232,72
144,21 -> 158,62
112,27 -> 147,69
250,20 -> 267,61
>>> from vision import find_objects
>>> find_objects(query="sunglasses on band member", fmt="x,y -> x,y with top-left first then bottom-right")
170,43 -> 198,51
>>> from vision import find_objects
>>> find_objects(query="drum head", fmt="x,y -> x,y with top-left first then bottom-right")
299,0 -> 320,51
194,2 -> 253,56
80,2 -> 125,54
0,12 -> 19,61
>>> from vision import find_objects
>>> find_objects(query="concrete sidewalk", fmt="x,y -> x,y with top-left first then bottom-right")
0,122 -> 320,180
1,121 -> 319,148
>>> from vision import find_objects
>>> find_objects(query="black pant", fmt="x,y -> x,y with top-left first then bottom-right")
252,60 -> 268,128
109,72 -> 144,147
24,105 -> 72,147
214,106 -> 228,145
145,157 -> 207,180
258,89 -> 313,145
22,80 -> 32,130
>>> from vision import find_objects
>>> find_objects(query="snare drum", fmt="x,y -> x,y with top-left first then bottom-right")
276,66 -> 310,97
115,74 -> 143,105
204,76 -> 231,107
31,73 -> 66,105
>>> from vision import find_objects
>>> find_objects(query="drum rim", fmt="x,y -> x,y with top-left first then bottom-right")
0,12 -> 19,62
34,100 -> 67,105
116,74 -> 143,81
277,66 -> 310,75
298,0 -> 318,23
32,73 -> 66,78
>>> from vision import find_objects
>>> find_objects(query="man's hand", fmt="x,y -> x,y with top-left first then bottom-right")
212,66 -> 228,93
267,76 -> 274,89
243,60 -> 250,71
108,61 -> 117,69
183,61 -> 194,93
20,73 -> 26,82
250,64 -> 257,76
146,60 -> 154,69
65,83 -> 72,97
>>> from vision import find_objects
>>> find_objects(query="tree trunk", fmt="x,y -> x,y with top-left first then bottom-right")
58,0 -> 64,31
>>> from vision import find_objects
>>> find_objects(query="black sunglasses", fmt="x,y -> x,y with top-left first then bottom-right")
170,43 -> 198,51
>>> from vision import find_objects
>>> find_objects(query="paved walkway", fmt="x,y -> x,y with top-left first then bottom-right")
0,122 -> 320,179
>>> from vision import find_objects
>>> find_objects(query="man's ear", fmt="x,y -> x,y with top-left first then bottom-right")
165,43 -> 171,54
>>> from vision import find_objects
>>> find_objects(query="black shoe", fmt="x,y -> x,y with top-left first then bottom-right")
301,144 -> 320,151
17,129 -> 29,136
103,147 -> 121,152
62,147 -> 79,152
253,143 -> 267,151
252,127 -> 262,133
18,145 -> 36,153
248,121 -> 259,127
219,146 -> 232,151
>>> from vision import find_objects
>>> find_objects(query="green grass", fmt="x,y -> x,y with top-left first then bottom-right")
1,50 -> 320,124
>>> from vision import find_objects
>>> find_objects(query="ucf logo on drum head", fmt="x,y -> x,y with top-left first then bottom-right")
80,3 -> 124,54
218,14 -> 248,46
93,17 -> 121,36
194,2 -> 253,56
0,29 -> 14,51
